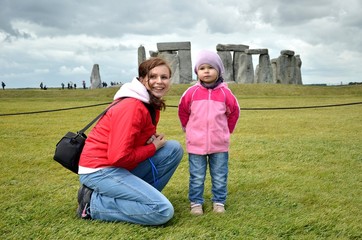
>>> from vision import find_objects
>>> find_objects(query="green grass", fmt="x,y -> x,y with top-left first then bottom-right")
0,84 -> 361,239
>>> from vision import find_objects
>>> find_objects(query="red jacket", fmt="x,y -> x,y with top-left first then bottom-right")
79,98 -> 159,173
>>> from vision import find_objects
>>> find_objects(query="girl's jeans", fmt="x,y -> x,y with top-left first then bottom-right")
188,152 -> 228,205
79,140 -> 183,225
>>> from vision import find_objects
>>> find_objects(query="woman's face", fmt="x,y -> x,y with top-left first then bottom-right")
140,65 -> 171,98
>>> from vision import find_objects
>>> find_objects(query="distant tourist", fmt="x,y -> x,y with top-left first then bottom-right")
82,80 -> 86,89
61,83 -> 65,89
40,82 -> 43,90
1,81 -> 5,90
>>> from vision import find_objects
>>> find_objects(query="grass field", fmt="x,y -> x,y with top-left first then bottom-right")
0,84 -> 361,239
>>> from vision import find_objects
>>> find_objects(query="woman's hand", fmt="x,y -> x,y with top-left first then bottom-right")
147,134 -> 166,150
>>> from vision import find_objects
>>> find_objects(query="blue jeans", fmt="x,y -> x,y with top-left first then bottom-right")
79,140 -> 183,225
188,152 -> 228,205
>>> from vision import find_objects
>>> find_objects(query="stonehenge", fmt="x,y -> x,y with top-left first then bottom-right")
138,42 -> 303,85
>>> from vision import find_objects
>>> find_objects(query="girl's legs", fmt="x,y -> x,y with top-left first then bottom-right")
188,153 -> 207,205
208,152 -> 229,204
79,140 -> 183,225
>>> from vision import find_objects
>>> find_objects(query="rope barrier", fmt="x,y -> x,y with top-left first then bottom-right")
239,101 -> 362,110
1,101 -> 361,117
0,102 -> 112,116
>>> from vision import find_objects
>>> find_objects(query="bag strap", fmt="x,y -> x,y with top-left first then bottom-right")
78,99 -> 122,134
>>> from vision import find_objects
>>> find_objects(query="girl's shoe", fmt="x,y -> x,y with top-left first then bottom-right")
190,203 -> 203,215
213,202 -> 225,213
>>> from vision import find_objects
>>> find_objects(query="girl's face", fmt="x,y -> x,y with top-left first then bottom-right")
140,65 -> 171,98
197,64 -> 219,84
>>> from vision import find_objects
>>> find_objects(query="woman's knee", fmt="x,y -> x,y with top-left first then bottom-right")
166,140 -> 184,160
154,201 -> 174,225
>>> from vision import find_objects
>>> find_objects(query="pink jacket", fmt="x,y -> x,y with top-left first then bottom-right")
178,82 -> 240,155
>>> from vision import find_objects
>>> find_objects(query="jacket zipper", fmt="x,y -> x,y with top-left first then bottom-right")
206,89 -> 212,153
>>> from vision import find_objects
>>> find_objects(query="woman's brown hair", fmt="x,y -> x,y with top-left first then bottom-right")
138,57 -> 172,110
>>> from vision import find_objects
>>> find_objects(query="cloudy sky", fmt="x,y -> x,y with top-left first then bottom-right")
1,0 -> 362,88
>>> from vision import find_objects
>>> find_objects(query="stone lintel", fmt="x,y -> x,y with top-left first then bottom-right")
157,42 -> 191,51
245,49 -> 268,55
216,44 -> 249,52
281,50 -> 295,56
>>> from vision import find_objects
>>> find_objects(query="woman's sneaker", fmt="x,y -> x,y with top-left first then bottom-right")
77,184 -> 93,219
213,202 -> 225,213
190,203 -> 203,215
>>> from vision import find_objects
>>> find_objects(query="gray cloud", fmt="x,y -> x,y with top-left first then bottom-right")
0,0 -> 361,88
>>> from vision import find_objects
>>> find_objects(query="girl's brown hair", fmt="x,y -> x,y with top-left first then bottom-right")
138,57 -> 172,110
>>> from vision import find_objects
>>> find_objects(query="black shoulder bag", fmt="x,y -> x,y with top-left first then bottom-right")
53,100 -> 121,174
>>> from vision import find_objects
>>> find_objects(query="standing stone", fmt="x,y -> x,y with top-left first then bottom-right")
178,49 -> 192,83
271,59 -> 278,83
234,52 -> 254,83
158,51 -> 180,84
90,64 -> 102,89
138,45 -> 146,66
276,53 -> 291,84
288,55 -> 297,84
217,51 -> 233,82
256,54 -> 273,83
295,55 -> 303,85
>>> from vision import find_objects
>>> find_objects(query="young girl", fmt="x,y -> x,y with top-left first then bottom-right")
178,50 -> 240,215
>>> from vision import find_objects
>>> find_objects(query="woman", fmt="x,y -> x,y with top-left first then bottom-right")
77,57 -> 183,225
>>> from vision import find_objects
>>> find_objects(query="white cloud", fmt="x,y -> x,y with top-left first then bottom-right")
59,66 -> 87,75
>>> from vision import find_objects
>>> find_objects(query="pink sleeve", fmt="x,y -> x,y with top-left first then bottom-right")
225,91 -> 240,133
178,89 -> 192,130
